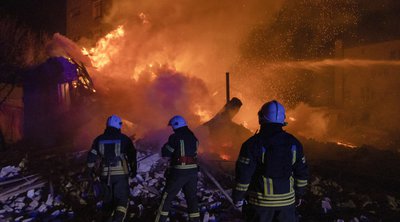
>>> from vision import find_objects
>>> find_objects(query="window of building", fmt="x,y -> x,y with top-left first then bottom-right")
92,0 -> 103,19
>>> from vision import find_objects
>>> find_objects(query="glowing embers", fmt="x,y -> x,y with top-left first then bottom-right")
195,105 -> 212,123
219,154 -> 230,161
82,25 -> 125,69
336,141 -> 358,149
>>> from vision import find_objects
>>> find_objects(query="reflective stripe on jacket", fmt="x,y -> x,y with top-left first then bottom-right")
233,124 -> 309,207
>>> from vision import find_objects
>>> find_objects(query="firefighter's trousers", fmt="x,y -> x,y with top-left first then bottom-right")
155,168 -> 200,222
244,204 -> 297,222
101,174 -> 129,222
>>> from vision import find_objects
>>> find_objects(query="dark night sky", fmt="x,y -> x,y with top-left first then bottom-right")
0,0 -> 66,35
2,0 -> 400,65
2,0 -> 400,59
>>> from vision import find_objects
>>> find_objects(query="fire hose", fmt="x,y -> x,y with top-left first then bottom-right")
200,166 -> 235,207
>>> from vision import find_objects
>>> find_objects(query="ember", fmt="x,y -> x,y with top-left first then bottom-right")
219,154 -> 230,161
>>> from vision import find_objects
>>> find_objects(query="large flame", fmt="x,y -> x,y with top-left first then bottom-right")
82,25 -> 125,69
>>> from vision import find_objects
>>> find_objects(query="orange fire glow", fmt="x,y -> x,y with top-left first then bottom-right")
220,154 -> 230,160
82,25 -> 125,69
195,105 -> 212,123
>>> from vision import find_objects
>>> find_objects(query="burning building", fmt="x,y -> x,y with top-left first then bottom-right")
0,56 -> 96,147
23,57 -> 96,147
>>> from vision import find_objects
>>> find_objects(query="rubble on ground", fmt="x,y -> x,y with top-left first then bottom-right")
1,140 -> 400,221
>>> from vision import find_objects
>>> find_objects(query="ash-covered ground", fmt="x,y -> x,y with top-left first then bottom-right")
1,138 -> 400,222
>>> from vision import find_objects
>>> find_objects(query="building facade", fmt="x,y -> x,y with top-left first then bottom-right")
335,40 -> 400,133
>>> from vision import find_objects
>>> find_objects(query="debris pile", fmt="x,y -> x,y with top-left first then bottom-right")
1,140 -> 400,221
0,149 -> 238,221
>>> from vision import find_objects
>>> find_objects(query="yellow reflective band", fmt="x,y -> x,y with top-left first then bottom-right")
166,145 -> 175,152
115,142 -> 121,156
87,163 -> 95,168
90,149 -> 98,155
101,170 -> 127,176
155,192 -> 169,222
116,206 -> 127,214
292,145 -> 297,165
269,178 -> 274,194
296,179 -> 308,187
173,164 -> 197,169
236,183 -> 249,188
160,211 -> 169,216
263,176 -> 268,196
249,190 -> 295,200
189,212 -> 200,218
249,196 -> 295,203
238,156 -> 250,164
235,183 -> 249,191
121,158 -> 129,174
248,196 -> 295,207
180,140 -> 185,157
101,165 -> 127,176
102,165 -> 124,171
290,176 -> 294,192
121,203 -> 129,221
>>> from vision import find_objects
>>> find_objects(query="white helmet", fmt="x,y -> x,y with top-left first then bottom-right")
107,115 -> 122,129
258,100 -> 286,125
168,115 -> 187,130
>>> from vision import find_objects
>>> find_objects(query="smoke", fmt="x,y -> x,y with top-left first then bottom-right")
48,0 -> 400,150
69,0 -> 287,147
285,103 -> 331,141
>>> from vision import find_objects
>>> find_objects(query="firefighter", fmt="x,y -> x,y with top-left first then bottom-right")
232,100 -> 309,222
87,115 -> 137,222
155,115 -> 200,222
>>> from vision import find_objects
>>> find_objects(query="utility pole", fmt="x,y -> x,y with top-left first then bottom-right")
226,72 -> 230,103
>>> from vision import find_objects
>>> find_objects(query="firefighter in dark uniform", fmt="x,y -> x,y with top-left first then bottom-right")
233,100 -> 309,222
155,115 -> 200,222
87,115 -> 137,222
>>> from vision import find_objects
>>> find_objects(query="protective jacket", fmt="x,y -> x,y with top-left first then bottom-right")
87,127 -> 137,177
233,124 -> 309,208
162,126 -> 199,170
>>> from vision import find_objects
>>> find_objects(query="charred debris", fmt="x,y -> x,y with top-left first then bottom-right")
1,93 -> 400,221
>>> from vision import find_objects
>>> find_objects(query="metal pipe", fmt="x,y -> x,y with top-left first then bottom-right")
226,72 -> 230,103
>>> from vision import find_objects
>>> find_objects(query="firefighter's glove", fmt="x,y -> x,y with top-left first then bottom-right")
295,198 -> 304,207
235,200 -> 244,209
